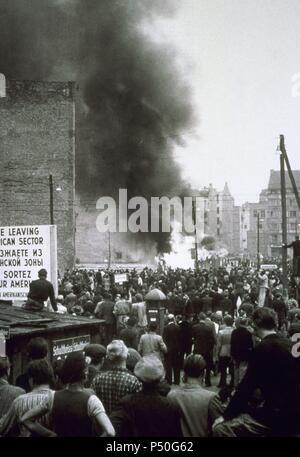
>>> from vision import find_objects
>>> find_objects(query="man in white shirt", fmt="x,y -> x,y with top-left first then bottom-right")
257,270 -> 269,307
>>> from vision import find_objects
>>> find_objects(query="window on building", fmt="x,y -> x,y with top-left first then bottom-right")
271,234 -> 278,243
261,210 -> 265,218
244,225 -> 247,229
253,210 -> 258,217
290,211 -> 296,218
290,223 -> 297,232
217,194 -> 219,203
217,228 -> 220,236
116,252 -> 122,259
269,199 -> 280,206
217,207 -> 219,214
217,217 -> 220,225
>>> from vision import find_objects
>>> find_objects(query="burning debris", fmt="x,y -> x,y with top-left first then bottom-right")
157,222 -> 228,270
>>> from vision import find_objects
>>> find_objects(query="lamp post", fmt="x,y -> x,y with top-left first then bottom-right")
192,197 -> 199,271
49,174 -> 54,225
256,213 -> 264,270
49,174 -> 62,225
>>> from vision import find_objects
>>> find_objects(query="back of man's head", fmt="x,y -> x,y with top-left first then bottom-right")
38,268 -> 47,279
224,315 -> 234,327
27,359 -> 54,387
149,322 -> 158,332
253,307 -> 277,331
184,354 -> 206,379
127,317 -> 137,327
27,337 -> 48,360
236,317 -> 248,327
135,293 -> 143,302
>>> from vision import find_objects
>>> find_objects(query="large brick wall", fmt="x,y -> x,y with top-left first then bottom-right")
0,79 -> 76,273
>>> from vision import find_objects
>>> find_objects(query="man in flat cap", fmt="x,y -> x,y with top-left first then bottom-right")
84,343 -> 107,387
110,355 -> 182,437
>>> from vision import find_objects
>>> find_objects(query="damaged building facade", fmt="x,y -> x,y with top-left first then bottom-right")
0,77 -> 76,273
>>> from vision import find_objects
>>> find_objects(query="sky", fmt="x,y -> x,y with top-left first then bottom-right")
145,0 -> 300,205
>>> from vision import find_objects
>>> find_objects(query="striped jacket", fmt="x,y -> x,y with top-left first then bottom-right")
0,386 -> 53,436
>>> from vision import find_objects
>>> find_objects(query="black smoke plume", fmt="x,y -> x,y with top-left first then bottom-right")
201,235 -> 216,251
0,0 -> 195,252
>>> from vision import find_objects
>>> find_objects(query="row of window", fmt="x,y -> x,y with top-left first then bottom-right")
253,210 -> 299,218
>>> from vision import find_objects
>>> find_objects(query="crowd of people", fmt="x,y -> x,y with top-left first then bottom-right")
0,260 -> 300,437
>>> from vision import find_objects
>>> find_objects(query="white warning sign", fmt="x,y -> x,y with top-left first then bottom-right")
0,225 -> 57,301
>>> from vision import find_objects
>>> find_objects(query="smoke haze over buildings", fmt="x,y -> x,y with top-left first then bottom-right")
0,0 -> 195,252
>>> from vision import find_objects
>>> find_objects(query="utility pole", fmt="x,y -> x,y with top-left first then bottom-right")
108,230 -> 111,269
257,213 -> 260,270
192,197 -> 199,270
279,137 -> 288,295
49,174 -> 54,225
279,135 -> 300,212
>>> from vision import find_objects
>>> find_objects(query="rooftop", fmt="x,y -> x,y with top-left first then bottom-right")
268,169 -> 300,190
2,79 -> 76,100
0,303 -> 103,338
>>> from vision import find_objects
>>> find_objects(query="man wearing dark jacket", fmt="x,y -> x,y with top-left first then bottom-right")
163,315 -> 182,385
201,291 -> 213,314
26,269 -> 57,311
94,293 -> 116,345
119,317 -> 139,350
110,356 -> 182,437
271,293 -> 287,330
192,313 -> 217,387
179,316 -> 193,365
211,287 -> 223,313
230,318 -> 254,386
214,308 -> 300,437
221,290 -> 235,316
